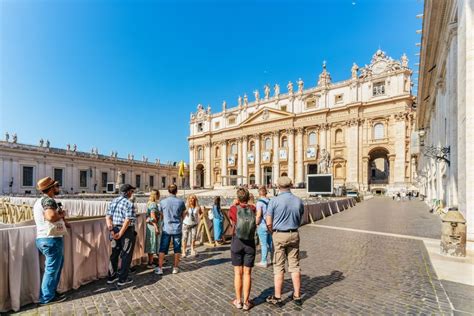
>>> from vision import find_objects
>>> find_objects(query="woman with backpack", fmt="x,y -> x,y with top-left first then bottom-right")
211,196 -> 224,246
255,186 -> 272,268
145,189 -> 161,268
182,194 -> 202,257
229,187 -> 257,311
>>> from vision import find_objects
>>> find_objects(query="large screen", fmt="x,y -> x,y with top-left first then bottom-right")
307,174 -> 333,194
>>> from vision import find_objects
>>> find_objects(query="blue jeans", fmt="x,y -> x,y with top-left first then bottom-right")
213,218 -> 224,242
159,232 -> 182,255
36,237 -> 64,304
257,226 -> 273,264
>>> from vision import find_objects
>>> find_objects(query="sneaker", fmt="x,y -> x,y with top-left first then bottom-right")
107,276 -> 119,284
293,295 -> 303,306
38,295 -> 67,306
117,278 -> 133,286
243,301 -> 254,311
231,299 -> 243,309
55,291 -> 66,300
266,295 -> 283,307
146,263 -> 156,269
172,267 -> 179,274
154,267 -> 163,275
256,262 -> 268,268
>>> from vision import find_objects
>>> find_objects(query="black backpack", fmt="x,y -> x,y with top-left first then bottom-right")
235,205 -> 256,241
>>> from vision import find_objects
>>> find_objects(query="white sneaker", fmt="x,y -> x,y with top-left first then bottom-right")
154,267 -> 163,275
172,267 -> 179,274
256,262 -> 268,268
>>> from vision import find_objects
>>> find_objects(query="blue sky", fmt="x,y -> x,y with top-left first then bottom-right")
0,0 -> 423,163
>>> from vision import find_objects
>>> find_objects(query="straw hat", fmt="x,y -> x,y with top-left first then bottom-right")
37,177 -> 59,192
277,176 -> 293,188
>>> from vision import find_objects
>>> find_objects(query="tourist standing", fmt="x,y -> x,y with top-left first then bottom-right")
212,196 -> 224,246
145,189 -> 161,268
266,176 -> 304,307
255,186 -> 272,268
229,187 -> 257,311
34,177 -> 69,305
155,184 -> 186,275
105,184 -> 137,286
182,194 -> 202,257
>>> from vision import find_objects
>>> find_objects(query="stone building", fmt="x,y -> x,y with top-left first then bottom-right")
0,137 -> 189,194
416,0 -> 473,240
188,50 -> 416,193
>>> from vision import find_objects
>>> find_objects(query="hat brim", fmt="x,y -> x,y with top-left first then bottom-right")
38,181 -> 59,191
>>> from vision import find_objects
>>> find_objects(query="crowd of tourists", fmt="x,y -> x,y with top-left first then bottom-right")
32,175 -> 305,311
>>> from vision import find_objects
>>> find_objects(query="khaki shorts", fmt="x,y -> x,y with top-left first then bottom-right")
182,224 -> 197,243
272,231 -> 300,275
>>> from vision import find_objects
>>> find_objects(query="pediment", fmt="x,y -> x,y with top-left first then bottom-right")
240,107 -> 294,127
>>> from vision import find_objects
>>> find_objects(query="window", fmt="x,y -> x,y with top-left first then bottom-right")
280,105 -> 287,112
197,123 -> 203,132
215,146 -> 220,157
264,138 -> 271,150
197,147 -> 203,160
374,123 -> 385,139
249,141 -> 255,152
281,136 -> 288,147
214,121 -> 220,129
228,117 -> 236,125
149,175 -> 154,187
306,99 -> 316,109
101,172 -> 108,187
136,175 -> 141,188
22,166 -> 34,187
53,168 -> 63,186
373,82 -> 385,96
230,143 -> 237,155
249,174 -> 255,185
161,176 -> 166,188
80,170 -> 88,188
173,177 -> 176,184
335,94 -> 343,103
121,173 -> 126,185
335,129 -> 343,143
308,132 -> 317,146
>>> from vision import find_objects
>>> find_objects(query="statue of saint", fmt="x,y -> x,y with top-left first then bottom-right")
351,63 -> 359,79
274,84 -> 280,97
5,132 -> 9,142
67,144 -> 71,151
254,89 -> 260,102
12,133 -> 17,143
401,53 -> 409,68
238,96 -> 242,107
39,138 -> 44,147
45,140 -> 50,148
207,104 -> 211,114
297,78 -> 304,94
244,94 -> 248,106
264,84 -> 270,99
73,144 -> 77,152
222,100 -> 227,111
287,81 -> 294,94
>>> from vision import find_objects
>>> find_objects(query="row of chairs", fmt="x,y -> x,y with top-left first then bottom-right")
0,198 -> 34,224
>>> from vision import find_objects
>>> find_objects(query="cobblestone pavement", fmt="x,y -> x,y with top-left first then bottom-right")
316,197 -> 442,239
16,198 -> 464,315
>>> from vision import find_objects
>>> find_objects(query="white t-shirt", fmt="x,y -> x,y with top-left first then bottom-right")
183,207 -> 199,226
33,196 -> 62,239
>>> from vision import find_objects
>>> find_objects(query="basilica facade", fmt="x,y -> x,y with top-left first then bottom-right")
188,50 -> 416,193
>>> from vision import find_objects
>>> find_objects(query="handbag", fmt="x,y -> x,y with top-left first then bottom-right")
46,219 -> 68,237
208,209 -> 214,220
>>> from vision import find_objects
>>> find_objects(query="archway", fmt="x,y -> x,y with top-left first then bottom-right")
196,164 -> 205,188
368,148 -> 389,186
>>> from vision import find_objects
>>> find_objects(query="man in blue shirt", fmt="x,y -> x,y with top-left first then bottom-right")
265,176 -> 304,307
155,184 -> 186,275
105,184 -> 137,286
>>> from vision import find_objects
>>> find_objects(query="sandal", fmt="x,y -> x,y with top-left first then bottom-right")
242,301 -> 254,311
231,299 -> 242,309
266,295 -> 283,307
293,295 -> 302,306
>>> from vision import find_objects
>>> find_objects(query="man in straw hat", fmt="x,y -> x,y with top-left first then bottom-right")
105,183 -> 137,286
265,176 -> 304,307
33,177 -> 69,305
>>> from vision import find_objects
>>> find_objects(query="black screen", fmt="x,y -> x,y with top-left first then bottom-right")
308,175 -> 332,194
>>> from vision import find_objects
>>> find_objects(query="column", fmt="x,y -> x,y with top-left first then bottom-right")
0,158 -> 3,194
189,145 -> 195,188
288,129 -> 295,183
12,160 -> 19,194
237,138 -> 243,185
204,143 -> 211,188
362,156 -> 369,191
296,128 -> 304,184
254,135 -> 261,185
242,136 -> 248,184
221,141 -> 227,186
394,113 -> 406,185
389,155 -> 396,184
320,124 -> 327,150
272,131 -> 280,183
346,119 -> 360,185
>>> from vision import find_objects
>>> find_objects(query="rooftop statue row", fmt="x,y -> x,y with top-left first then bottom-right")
190,50 -> 410,119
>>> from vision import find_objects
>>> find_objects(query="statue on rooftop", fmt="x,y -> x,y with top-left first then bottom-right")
12,133 -> 17,143
45,140 -> 50,148
297,78 -> 304,94
351,62 -> 359,79
238,96 -> 242,107
244,94 -> 248,107
287,81 -> 294,94
73,144 -> 77,152
254,89 -> 260,102
39,139 -> 44,147
401,53 -> 409,68
222,100 -> 227,111
5,132 -> 9,142
264,84 -> 270,100
274,84 -> 280,97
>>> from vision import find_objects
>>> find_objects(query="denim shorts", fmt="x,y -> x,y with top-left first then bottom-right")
159,232 -> 182,255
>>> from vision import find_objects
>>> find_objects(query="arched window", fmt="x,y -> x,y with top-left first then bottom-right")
281,172 -> 288,177
249,141 -> 255,152
249,174 -> 256,185
197,147 -> 203,160
215,146 -> 220,158
230,143 -> 237,155
335,129 -> 343,143
281,136 -> 288,148
374,123 -> 384,139
264,138 -> 272,150
308,132 -> 317,146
